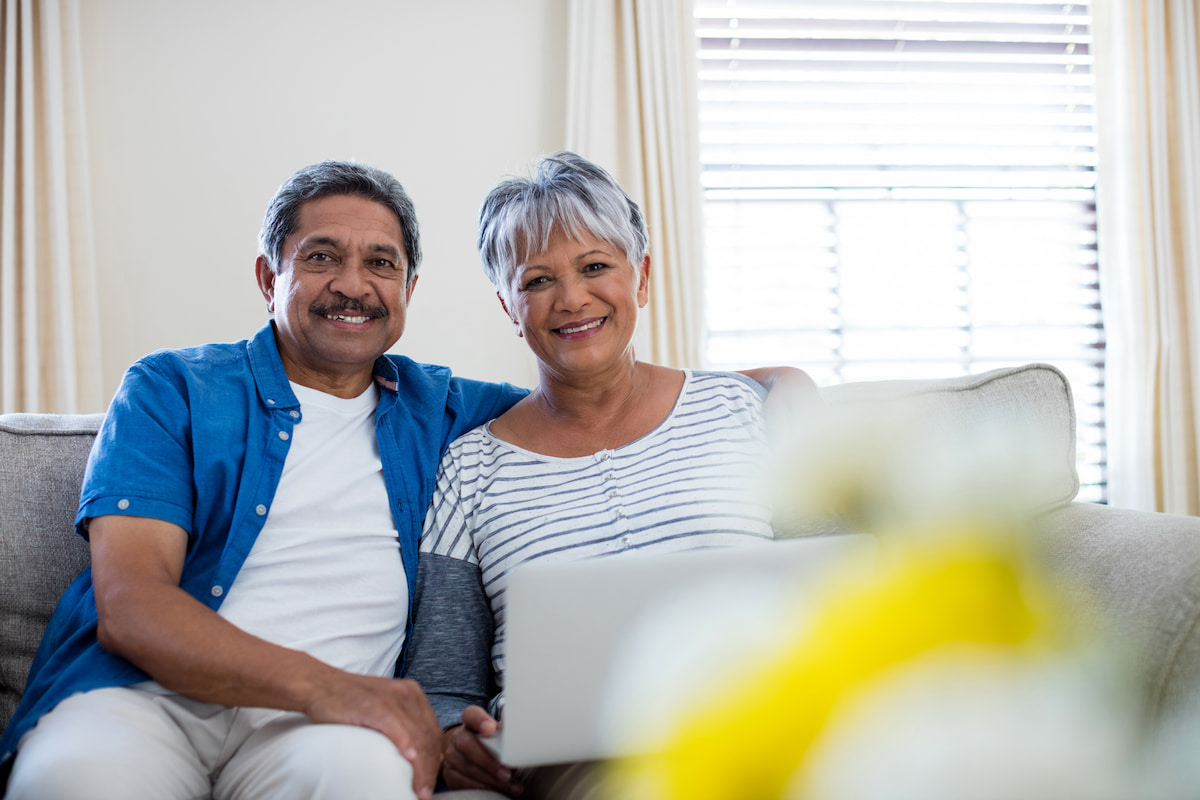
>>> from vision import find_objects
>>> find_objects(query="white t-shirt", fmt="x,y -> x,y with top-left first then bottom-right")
217,381 -> 407,678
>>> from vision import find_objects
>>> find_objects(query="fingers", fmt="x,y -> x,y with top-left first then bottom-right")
375,680 -> 442,800
442,719 -> 523,796
304,674 -> 443,800
461,704 -> 499,736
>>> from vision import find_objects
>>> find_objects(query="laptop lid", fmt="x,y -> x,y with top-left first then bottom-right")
496,534 -> 875,767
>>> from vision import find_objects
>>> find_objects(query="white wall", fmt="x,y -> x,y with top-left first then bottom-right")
79,0 -> 559,404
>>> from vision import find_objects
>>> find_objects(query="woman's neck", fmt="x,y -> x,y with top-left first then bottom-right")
493,362 -> 686,457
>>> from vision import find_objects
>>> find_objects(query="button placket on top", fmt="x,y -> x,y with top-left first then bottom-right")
595,449 -> 632,549
210,403 -> 299,605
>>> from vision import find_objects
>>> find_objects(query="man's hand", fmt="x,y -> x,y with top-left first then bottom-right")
304,673 -> 443,800
738,365 -> 824,427
442,705 -> 523,796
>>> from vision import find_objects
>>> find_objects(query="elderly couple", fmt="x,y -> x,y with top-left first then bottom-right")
0,153 -> 816,800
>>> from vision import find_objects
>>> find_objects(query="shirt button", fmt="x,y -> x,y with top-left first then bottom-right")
278,431 -> 289,441
614,509 -> 625,518
607,490 -> 618,498
602,473 -> 614,482
211,585 -> 224,597
290,410 -> 300,419
255,504 -> 267,516
621,535 -> 632,547
117,499 -> 130,510
266,399 -> 276,406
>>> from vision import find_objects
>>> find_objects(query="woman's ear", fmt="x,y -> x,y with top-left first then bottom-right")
498,292 -> 523,337
637,254 -> 651,308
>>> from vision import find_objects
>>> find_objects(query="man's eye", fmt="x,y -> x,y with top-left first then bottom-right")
308,252 -> 332,262
370,259 -> 397,269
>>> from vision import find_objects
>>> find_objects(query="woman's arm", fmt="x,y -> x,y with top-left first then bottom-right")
405,553 -> 523,795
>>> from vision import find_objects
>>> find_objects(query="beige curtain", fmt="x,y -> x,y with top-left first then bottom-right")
1,0 -> 101,413
565,0 -> 705,368
1095,0 -> 1200,514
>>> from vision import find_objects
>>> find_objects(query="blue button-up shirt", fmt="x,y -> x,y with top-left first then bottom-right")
0,323 -> 526,763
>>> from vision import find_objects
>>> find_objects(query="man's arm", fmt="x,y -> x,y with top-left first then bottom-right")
737,365 -> 824,423
89,514 -> 442,800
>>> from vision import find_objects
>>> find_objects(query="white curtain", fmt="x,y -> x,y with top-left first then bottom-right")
1,0 -> 102,413
1094,0 -> 1200,514
565,0 -> 705,368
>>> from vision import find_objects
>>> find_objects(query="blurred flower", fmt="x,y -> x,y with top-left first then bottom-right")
605,534 -> 1077,799
601,399 -> 1190,799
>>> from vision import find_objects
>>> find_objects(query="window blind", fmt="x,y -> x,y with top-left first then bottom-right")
695,0 -> 1106,502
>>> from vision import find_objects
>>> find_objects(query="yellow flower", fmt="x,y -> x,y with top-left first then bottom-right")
606,533 -> 1066,800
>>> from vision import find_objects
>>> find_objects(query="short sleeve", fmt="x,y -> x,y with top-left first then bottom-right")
76,356 -> 196,538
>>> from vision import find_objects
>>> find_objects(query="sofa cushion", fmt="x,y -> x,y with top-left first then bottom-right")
818,363 -> 1080,512
0,413 -> 103,732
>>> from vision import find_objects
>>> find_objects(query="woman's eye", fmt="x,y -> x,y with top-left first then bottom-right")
584,262 -> 608,273
524,276 -> 549,289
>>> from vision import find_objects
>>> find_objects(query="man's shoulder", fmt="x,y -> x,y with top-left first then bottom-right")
138,338 -> 250,369
380,354 -> 522,397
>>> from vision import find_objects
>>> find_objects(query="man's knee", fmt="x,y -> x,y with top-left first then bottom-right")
222,722 -> 416,800
6,688 -> 208,800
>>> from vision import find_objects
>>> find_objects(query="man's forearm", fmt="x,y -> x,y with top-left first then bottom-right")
96,574 -> 340,711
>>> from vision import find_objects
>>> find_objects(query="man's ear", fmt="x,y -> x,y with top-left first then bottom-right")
637,254 -> 651,308
255,256 -> 276,312
497,292 -> 522,337
404,274 -> 419,306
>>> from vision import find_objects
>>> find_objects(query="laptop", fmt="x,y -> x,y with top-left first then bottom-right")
483,533 -> 876,767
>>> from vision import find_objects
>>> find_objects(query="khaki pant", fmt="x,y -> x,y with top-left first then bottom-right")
7,686 -> 417,800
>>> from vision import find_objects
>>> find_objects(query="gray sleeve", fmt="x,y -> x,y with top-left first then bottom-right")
404,552 -> 496,729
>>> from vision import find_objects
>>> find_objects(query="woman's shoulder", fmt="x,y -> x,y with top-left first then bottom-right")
683,369 -> 770,402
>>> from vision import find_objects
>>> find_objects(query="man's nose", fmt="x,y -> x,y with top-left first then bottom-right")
329,263 -> 371,297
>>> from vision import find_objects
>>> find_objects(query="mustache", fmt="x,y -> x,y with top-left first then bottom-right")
310,299 -> 388,318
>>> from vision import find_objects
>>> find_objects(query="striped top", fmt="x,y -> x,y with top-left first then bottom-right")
419,369 -> 774,683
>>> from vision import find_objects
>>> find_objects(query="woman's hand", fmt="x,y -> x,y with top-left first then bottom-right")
441,705 -> 524,796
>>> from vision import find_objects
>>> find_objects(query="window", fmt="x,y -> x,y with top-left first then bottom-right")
695,0 -> 1106,502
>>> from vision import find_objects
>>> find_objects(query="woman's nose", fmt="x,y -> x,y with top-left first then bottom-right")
553,274 -> 589,310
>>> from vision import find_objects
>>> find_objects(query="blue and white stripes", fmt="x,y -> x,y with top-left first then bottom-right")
419,370 -> 774,682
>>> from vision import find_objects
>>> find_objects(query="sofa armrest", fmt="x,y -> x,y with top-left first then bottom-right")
1037,501 -> 1200,722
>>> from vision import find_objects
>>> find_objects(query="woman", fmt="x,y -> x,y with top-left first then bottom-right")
404,152 -> 817,798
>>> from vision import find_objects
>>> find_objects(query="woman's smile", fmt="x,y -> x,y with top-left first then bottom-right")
553,317 -> 607,338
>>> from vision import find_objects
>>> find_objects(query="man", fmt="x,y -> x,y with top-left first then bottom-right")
0,161 -> 526,800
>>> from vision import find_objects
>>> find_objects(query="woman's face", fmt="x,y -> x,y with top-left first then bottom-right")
501,228 -> 650,382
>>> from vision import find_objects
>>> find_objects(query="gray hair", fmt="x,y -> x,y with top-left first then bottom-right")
258,160 -> 421,285
477,152 -> 648,295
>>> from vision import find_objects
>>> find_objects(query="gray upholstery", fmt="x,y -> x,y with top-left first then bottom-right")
0,413 -> 101,728
1039,501 -> 1200,722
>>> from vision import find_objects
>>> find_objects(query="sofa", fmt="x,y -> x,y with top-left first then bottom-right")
3,363 -> 1200,789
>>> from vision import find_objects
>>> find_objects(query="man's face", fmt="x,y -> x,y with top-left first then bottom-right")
256,194 -> 417,397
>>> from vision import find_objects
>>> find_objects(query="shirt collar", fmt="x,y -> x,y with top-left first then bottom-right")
247,322 -> 300,410
247,321 -> 401,410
